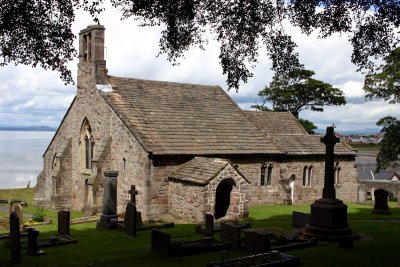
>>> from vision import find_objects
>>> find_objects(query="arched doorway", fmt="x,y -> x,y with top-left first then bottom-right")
289,175 -> 295,204
215,179 -> 235,219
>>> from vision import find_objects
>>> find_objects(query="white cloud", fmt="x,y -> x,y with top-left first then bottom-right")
0,7 -> 397,131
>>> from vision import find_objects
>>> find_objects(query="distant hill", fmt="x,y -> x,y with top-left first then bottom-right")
0,126 -> 56,132
315,128 -> 381,135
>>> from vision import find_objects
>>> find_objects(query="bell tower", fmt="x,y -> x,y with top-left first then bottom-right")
78,25 -> 108,85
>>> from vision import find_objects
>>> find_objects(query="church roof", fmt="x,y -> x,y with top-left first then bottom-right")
100,76 -> 283,156
244,111 -> 355,155
169,157 -> 241,185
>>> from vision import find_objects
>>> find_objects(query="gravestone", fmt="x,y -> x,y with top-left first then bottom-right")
292,211 -> 310,229
151,229 -> 171,254
27,228 -> 44,255
305,126 -> 353,240
124,185 -> 138,237
9,212 -> 21,263
204,214 -> 214,237
244,229 -> 271,253
372,189 -> 391,214
13,203 -> 23,230
97,171 -> 119,230
58,210 -> 71,236
220,222 -> 242,248
357,184 -> 368,203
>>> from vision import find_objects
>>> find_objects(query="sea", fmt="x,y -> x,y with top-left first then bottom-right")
0,131 -> 55,189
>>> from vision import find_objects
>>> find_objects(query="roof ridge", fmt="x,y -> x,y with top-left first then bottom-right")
108,75 -> 220,88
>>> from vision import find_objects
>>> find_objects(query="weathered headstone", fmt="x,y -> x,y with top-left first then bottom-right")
244,229 -> 271,253
372,189 -> 391,214
305,126 -> 353,240
13,203 -> 23,230
220,222 -> 242,248
124,185 -> 138,237
58,210 -> 71,236
357,184 -> 368,203
292,211 -> 310,229
151,229 -> 170,254
204,214 -> 214,237
9,212 -> 21,263
27,228 -> 44,255
97,171 -> 119,230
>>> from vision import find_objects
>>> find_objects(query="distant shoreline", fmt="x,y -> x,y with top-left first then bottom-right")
0,126 -> 56,132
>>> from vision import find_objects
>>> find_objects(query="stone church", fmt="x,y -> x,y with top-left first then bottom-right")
34,25 -> 359,223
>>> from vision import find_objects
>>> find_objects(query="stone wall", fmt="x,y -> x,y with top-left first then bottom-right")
168,180 -> 205,222
35,58 -> 150,219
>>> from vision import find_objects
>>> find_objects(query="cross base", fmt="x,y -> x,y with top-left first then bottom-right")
302,198 -> 358,240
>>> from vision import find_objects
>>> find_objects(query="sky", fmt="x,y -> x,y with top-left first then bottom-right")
0,7 -> 399,133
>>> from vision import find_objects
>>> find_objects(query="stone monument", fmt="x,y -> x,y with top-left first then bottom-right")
304,126 -> 354,240
9,212 -> 21,263
97,171 -> 119,230
124,185 -> 138,237
372,189 -> 391,214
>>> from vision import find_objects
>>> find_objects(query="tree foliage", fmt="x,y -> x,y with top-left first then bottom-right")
254,68 -> 346,118
298,118 -> 317,135
1,1 -> 400,88
376,116 -> 400,171
364,47 -> 400,103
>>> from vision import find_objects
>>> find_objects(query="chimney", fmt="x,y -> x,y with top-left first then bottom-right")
78,25 -> 108,85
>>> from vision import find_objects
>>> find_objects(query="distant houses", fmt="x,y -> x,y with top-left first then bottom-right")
340,134 -> 383,144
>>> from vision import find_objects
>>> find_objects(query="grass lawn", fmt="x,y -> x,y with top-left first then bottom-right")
1,189 -> 400,266
350,143 -> 381,152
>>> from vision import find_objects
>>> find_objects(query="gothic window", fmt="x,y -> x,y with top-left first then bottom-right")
260,165 -> 266,186
334,162 -> 341,185
81,118 -> 95,170
266,164 -> 273,185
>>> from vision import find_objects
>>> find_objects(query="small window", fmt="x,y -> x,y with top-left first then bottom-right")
260,165 -> 266,186
266,165 -> 273,185
308,166 -> 313,186
302,166 -> 308,186
334,162 -> 340,185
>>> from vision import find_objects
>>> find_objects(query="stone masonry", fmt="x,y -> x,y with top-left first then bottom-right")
34,25 -> 359,223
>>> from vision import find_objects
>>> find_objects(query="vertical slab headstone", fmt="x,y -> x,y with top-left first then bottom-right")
13,204 -> 23,230
204,214 -> 214,237
58,210 -> 71,236
220,222 -> 242,248
97,171 -> 119,230
357,185 -> 367,203
372,189 -> 391,214
124,185 -> 138,237
27,228 -> 44,255
9,212 -> 21,263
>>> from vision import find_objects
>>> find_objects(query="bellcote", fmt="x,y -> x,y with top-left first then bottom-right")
78,25 -> 108,85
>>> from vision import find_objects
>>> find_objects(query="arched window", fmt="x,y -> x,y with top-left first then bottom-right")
266,164 -> 273,185
260,165 -> 266,186
334,162 -> 341,185
81,118 -> 95,170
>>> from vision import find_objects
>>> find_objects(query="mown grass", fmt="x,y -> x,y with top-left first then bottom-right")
1,189 -> 400,266
350,143 -> 381,152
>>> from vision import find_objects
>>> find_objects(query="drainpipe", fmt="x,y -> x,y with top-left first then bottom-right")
370,170 -> 375,180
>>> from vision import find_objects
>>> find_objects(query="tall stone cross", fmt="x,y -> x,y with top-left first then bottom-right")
129,185 -> 138,206
321,126 -> 340,200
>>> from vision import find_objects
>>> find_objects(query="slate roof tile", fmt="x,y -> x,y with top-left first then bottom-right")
101,76 -> 283,155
